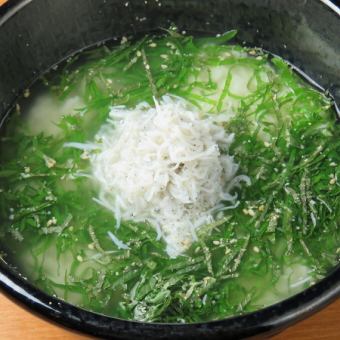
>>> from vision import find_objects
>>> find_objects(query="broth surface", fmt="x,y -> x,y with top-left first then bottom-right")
0,31 -> 339,323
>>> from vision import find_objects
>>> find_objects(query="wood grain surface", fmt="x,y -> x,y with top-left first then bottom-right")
0,291 -> 339,339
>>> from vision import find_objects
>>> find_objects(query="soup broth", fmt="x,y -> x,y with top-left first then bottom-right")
0,30 -> 339,323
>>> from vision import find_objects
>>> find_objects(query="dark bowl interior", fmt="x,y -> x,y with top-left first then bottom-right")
0,0 -> 339,339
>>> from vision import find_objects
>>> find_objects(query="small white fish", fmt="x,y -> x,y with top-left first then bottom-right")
108,231 -> 130,250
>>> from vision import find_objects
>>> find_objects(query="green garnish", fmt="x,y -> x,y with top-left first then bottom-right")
0,30 -> 339,323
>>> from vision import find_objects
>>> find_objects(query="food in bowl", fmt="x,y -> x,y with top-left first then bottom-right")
0,30 -> 339,323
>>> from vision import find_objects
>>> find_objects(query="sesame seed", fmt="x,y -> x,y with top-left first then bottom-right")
329,178 -> 336,185
23,89 -> 30,98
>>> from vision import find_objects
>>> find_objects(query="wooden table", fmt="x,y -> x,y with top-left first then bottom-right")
0,291 -> 339,339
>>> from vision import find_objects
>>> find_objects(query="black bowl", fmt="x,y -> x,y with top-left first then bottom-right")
0,0 -> 339,339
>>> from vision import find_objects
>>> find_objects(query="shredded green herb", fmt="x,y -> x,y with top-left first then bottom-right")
0,31 -> 339,323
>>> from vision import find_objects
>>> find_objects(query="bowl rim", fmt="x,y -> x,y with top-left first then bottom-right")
0,0 -> 339,338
